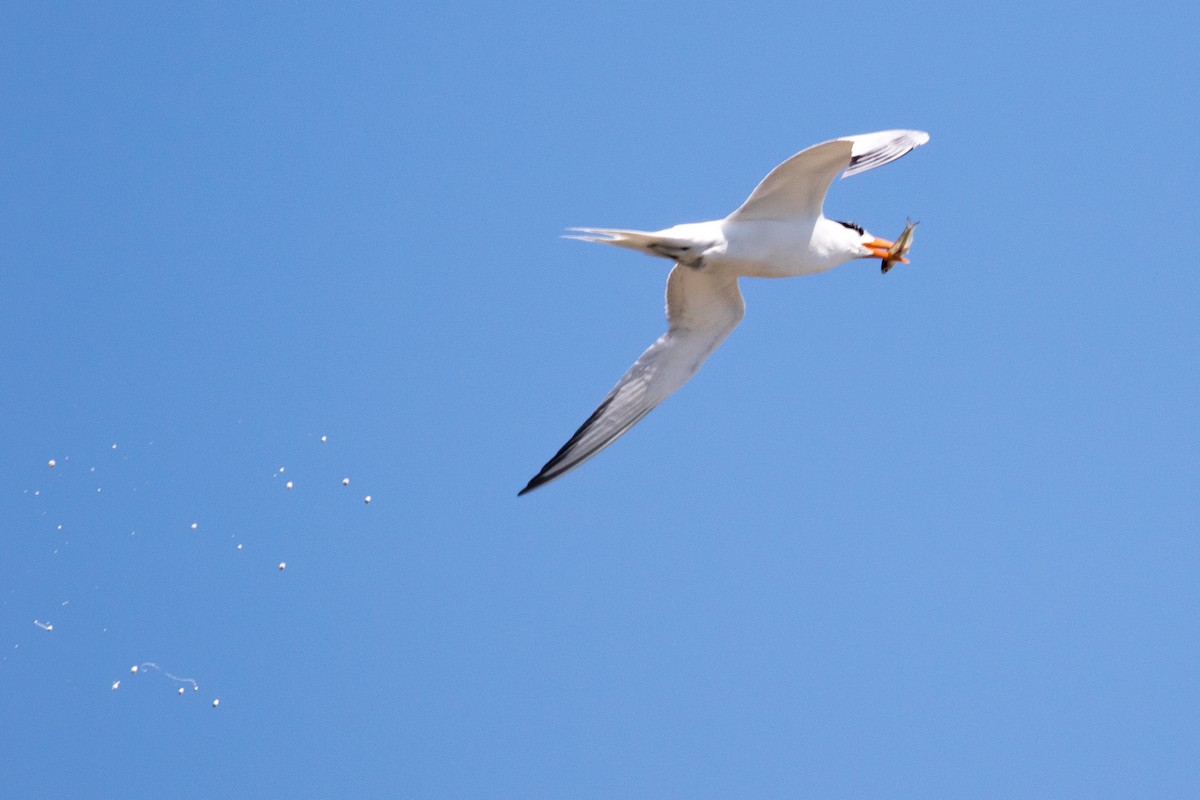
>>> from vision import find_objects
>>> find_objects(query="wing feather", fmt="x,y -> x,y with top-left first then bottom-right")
841,129 -> 930,178
727,129 -> 930,222
519,266 -> 744,495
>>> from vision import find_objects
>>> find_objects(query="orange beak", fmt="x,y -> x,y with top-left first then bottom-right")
862,237 -> 900,260
862,237 -> 910,265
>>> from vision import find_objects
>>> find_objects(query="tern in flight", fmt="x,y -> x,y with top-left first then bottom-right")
520,129 -> 930,495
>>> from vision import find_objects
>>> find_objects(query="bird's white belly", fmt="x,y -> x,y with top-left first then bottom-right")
709,219 -> 845,278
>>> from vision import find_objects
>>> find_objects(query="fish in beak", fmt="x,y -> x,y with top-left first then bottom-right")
881,219 -> 918,274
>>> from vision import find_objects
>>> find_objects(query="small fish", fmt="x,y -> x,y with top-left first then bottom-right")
882,219 -> 918,274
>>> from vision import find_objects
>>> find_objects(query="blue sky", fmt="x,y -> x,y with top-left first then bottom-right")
3,1 -> 1198,797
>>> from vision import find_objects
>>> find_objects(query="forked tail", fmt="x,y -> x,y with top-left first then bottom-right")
564,227 -> 703,262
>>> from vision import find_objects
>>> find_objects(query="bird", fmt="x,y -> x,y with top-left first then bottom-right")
519,129 -> 930,496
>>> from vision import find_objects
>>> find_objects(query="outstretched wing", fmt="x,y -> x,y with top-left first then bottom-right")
727,129 -> 930,223
519,266 -> 745,495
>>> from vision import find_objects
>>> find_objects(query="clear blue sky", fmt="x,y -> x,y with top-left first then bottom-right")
3,2 -> 1198,797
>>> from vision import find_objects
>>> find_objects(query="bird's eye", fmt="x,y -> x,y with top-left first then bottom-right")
835,220 -> 864,235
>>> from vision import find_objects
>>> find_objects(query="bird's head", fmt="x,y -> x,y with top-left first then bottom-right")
833,219 -> 902,263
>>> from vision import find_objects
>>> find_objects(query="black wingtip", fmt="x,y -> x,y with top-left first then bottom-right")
518,472 -> 552,496
518,395 -> 616,497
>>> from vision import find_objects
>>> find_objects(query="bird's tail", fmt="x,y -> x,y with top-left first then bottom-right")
563,227 -> 700,262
